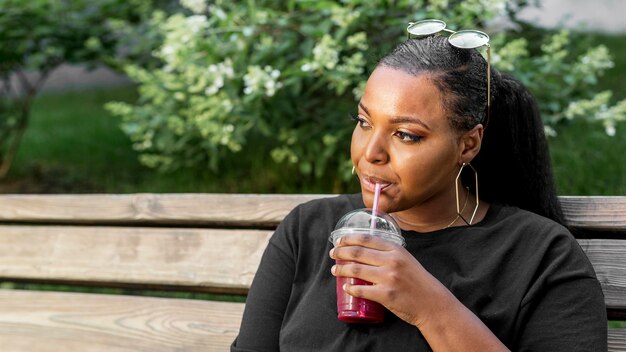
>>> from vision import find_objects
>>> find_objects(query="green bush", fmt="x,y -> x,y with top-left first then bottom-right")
491,29 -> 626,136
106,0 -> 626,186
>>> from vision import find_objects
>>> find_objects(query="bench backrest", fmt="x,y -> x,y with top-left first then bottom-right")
0,194 -> 624,351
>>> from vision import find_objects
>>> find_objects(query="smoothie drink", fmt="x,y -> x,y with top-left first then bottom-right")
334,258 -> 386,323
330,209 -> 405,323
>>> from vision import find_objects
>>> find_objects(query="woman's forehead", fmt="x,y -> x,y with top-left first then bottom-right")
361,67 -> 445,122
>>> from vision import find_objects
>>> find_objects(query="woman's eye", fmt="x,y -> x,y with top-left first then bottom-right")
395,130 -> 423,143
350,113 -> 371,129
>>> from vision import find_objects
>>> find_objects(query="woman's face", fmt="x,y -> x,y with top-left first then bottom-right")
351,66 -> 471,215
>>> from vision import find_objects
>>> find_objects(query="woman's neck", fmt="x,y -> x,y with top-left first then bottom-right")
391,189 -> 489,232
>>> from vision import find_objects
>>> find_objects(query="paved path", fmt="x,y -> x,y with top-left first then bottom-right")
517,0 -> 626,33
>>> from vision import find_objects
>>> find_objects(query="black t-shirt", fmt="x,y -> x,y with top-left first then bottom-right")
232,194 -> 607,351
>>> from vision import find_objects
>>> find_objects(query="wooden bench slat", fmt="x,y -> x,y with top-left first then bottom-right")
1,224 -> 625,310
0,289 -> 243,352
580,239 -> 626,311
0,290 -> 624,352
0,225 -> 272,293
609,329 -> 626,352
0,194 -> 329,227
560,196 -> 626,232
0,194 -> 624,232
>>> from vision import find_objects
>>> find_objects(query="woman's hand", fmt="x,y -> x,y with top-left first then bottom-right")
329,232 -> 442,327
329,233 -> 509,351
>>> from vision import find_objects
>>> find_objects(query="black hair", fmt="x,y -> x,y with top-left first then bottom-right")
378,36 -> 565,225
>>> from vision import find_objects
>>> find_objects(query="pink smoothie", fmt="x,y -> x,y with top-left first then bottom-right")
335,259 -> 385,323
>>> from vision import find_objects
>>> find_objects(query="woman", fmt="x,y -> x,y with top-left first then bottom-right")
231,28 -> 607,351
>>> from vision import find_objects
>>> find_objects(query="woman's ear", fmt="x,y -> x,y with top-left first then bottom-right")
459,124 -> 484,163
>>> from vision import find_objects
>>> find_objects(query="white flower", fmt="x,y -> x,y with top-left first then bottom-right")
346,32 -> 368,51
209,5 -> 227,20
186,15 -> 208,34
161,45 -> 176,56
242,26 -> 254,37
205,85 -> 219,95
213,76 -> 224,89
243,65 -> 283,97
180,0 -> 207,14
330,7 -> 360,27
312,35 -> 339,70
300,63 -> 313,72
606,124 -> 616,136
203,59 -> 234,96
544,125 -> 557,137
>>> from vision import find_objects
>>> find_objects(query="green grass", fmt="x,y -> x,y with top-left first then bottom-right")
8,87 -> 145,193
610,321 -> 626,328
0,281 -> 245,303
549,119 -> 626,195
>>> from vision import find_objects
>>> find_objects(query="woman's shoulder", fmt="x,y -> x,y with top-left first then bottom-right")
276,193 -> 364,235
289,193 -> 364,221
270,194 -> 364,253
301,193 -> 364,209
488,203 -> 569,236
487,203 -> 587,261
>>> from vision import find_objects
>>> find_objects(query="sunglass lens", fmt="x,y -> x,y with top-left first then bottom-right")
448,30 -> 490,49
407,19 -> 446,36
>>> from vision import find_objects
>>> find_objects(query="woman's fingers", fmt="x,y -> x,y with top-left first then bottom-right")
331,260 -> 390,284
334,233 -> 399,251
330,245 -> 387,266
342,279 -> 374,298
331,262 -> 385,301
329,233 -> 401,266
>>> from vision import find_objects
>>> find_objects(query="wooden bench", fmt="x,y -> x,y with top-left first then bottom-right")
0,193 -> 624,351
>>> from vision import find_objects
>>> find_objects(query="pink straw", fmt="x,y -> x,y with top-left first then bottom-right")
370,183 -> 381,230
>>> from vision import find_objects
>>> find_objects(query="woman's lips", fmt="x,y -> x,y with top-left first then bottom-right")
361,175 -> 392,193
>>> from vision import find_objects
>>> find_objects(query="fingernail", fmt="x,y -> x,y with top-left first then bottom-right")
329,248 -> 335,258
335,237 -> 342,246
331,265 -> 336,275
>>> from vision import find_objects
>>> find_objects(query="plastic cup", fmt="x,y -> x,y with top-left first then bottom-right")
329,208 -> 405,323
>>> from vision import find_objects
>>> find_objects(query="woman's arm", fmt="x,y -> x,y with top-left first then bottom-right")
330,233 -> 509,351
512,232 -> 607,351
231,239 -> 295,352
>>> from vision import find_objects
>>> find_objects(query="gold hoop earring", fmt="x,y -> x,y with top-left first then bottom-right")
455,162 -> 479,225
351,166 -> 355,175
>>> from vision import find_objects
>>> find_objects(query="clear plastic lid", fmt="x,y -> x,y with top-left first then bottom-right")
329,208 -> 405,246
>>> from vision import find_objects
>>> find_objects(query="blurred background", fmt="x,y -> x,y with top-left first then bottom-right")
0,0 -> 624,196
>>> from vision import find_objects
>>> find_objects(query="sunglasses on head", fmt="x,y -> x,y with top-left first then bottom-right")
407,19 -> 491,125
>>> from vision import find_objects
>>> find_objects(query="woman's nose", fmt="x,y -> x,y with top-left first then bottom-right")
364,131 -> 389,164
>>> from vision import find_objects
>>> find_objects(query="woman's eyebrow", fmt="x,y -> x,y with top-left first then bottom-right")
358,102 -> 370,115
359,102 -> 431,130
389,116 -> 431,130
